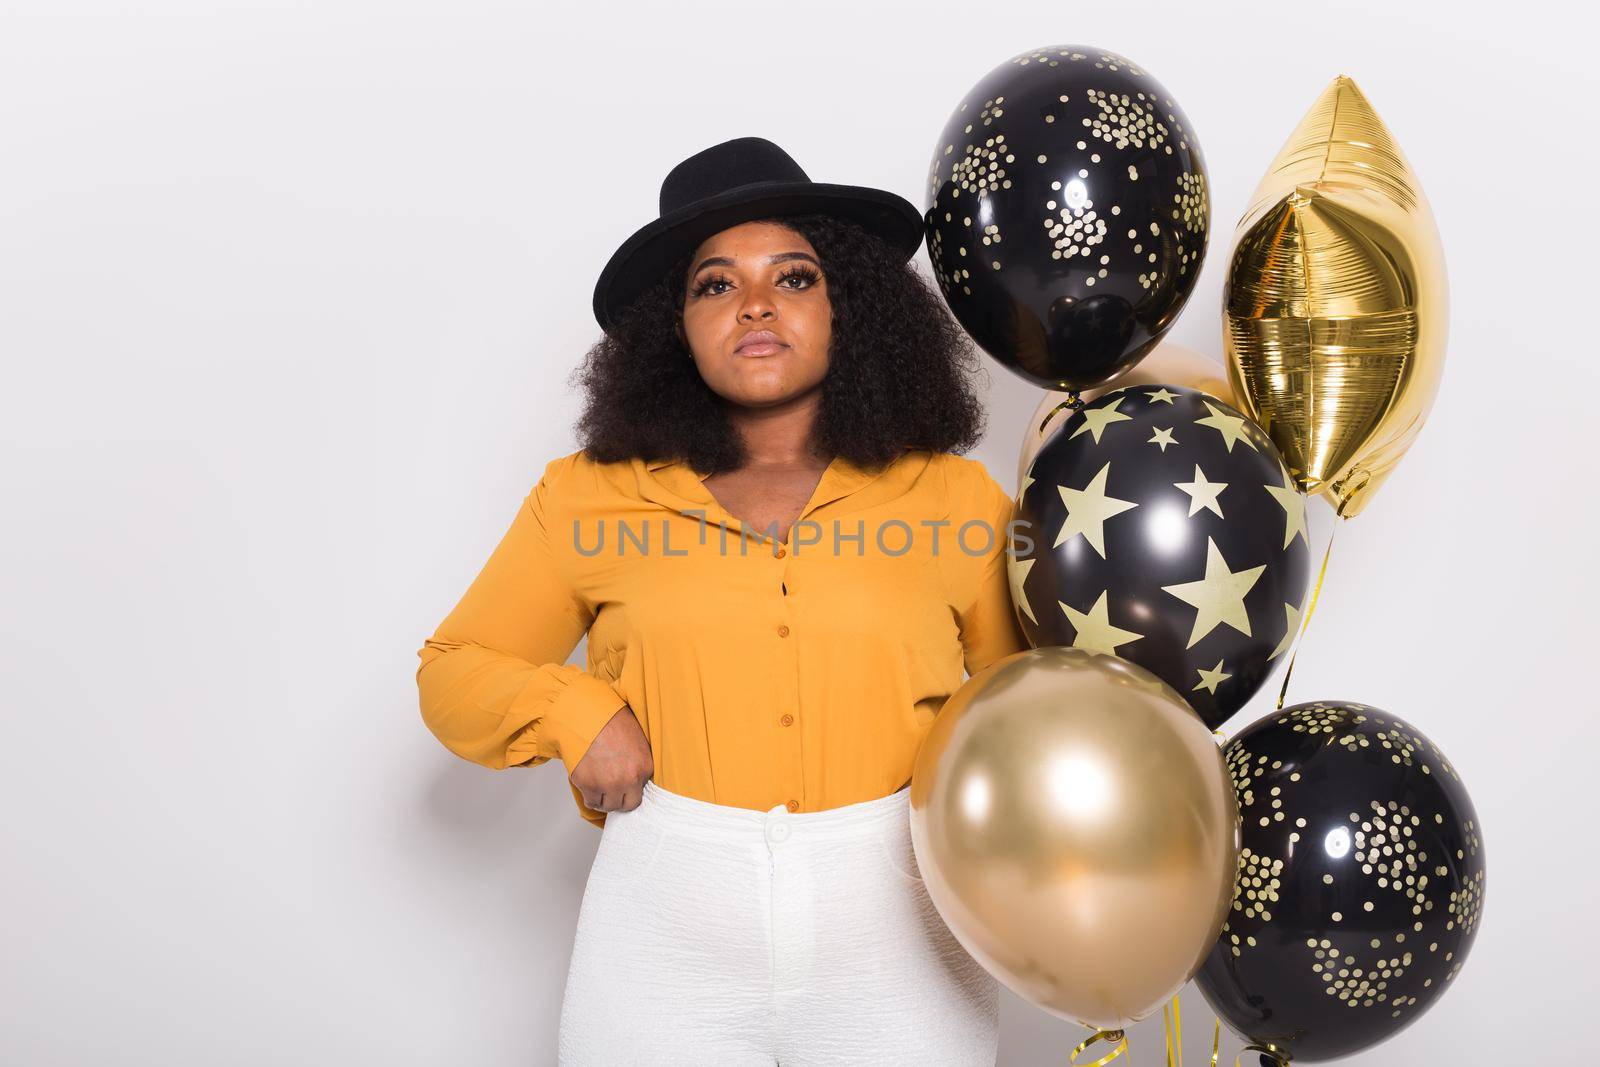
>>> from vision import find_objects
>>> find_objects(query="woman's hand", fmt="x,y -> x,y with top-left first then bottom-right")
569,705 -> 654,813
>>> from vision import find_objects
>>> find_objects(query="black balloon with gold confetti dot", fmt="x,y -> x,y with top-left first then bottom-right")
1010,385 -> 1310,729
924,46 -> 1208,392
1195,702 -> 1486,1063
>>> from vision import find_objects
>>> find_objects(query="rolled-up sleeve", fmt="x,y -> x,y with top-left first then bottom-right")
416,456 -> 627,781
954,462 -> 1031,677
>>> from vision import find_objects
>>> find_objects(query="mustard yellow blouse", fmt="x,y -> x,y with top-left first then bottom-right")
416,446 -> 1027,829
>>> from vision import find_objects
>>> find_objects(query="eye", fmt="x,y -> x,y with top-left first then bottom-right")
776,264 -> 821,290
690,272 -> 733,298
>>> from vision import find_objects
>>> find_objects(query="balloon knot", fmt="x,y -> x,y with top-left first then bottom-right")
1237,1042 -> 1291,1067
1071,1028 -> 1130,1065
1038,393 -> 1086,436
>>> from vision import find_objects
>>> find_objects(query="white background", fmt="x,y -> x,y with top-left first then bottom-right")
1,1 -> 1588,1063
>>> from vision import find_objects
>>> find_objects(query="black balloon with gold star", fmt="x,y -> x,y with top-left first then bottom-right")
1195,702 -> 1486,1063
924,45 -> 1209,392
1010,384 -> 1310,729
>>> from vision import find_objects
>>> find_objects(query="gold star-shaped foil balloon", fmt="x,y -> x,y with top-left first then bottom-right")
1223,75 -> 1446,518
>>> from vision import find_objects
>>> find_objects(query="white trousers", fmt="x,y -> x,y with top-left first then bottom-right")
557,779 -> 999,1066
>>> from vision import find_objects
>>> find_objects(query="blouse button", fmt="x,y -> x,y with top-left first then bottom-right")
786,799 -> 800,812
777,624 -> 790,637
780,713 -> 794,727
775,546 -> 786,558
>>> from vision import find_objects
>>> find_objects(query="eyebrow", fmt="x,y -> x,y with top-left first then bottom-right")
690,251 -> 821,276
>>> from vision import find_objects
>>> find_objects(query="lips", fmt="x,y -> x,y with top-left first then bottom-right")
735,329 -> 788,356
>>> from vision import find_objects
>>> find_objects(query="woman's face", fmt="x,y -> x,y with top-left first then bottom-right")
679,220 -> 832,409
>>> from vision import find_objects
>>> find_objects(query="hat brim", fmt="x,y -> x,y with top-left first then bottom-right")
591,181 -> 925,329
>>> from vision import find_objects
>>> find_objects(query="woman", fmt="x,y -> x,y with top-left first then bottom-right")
416,136 -> 1028,1065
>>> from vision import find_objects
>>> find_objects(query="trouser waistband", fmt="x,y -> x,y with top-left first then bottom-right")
636,778 -> 910,844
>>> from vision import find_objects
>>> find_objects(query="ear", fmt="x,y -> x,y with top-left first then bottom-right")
674,312 -> 688,351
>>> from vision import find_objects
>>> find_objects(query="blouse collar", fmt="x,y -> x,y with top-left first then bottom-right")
634,449 -> 930,542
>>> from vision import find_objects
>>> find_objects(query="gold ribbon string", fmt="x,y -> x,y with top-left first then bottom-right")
1162,992 -> 1183,1067
1163,994 -> 1222,1067
1274,470 -> 1367,710
1235,1042 -> 1291,1066
1070,1028 -> 1129,1066
1177,997 -> 1185,1067
1274,519 -> 1339,711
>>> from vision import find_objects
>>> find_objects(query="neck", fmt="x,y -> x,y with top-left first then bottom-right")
724,390 -> 829,470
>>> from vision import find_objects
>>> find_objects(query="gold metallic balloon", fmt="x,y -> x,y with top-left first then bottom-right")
908,646 -> 1240,1031
1222,75 -> 1447,517
1017,342 -> 1238,485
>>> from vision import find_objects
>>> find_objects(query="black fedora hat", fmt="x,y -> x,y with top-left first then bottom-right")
591,136 -> 924,329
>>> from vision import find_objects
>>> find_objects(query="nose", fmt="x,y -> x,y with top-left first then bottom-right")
737,290 -> 777,323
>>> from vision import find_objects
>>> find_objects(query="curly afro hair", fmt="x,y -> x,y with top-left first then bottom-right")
569,213 -> 990,476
